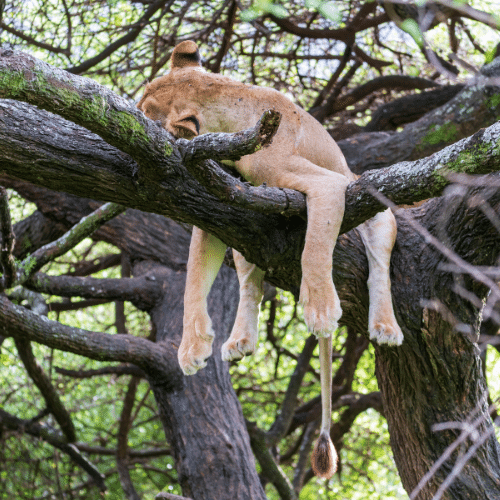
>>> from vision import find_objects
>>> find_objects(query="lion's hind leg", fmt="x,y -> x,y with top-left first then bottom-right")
357,208 -> 403,346
221,250 -> 265,362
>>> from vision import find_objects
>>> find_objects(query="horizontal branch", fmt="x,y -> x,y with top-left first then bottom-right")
0,294 -> 182,387
56,364 -> 145,379
28,272 -> 162,311
0,48 -> 172,178
1,58 -> 500,293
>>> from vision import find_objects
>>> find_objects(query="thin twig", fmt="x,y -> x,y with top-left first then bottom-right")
15,202 -> 126,287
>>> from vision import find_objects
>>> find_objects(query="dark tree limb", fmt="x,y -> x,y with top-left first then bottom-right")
56,364 -> 145,379
246,420 -> 297,500
268,12 -> 389,42
15,202 -> 125,287
1,53 -> 500,260
0,186 -> 16,289
0,48 -> 172,179
339,68 -> 500,173
11,210 -> 68,261
0,294 -> 182,388
67,253 -> 121,276
364,84 -> 464,132
266,336 -> 317,447
48,298 -> 114,312
117,375 -> 142,500
14,336 -> 77,443
27,272 -> 162,311
311,75 -> 439,123
0,408 -> 106,491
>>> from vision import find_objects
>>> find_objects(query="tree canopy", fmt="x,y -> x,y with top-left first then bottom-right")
0,1 -> 499,499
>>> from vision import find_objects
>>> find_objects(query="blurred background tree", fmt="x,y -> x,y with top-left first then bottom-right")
0,1 -> 499,499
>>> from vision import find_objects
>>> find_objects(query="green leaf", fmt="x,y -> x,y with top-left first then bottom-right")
400,18 -> 424,48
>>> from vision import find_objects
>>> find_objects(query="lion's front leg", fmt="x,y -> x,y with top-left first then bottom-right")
259,155 -> 350,337
178,227 -> 227,375
298,181 -> 347,336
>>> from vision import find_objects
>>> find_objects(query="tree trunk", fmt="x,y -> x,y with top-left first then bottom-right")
147,266 -> 267,500
372,195 -> 500,499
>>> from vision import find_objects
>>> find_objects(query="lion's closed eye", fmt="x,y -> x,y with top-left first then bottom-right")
179,115 -> 200,135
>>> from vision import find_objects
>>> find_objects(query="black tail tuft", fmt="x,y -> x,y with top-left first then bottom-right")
311,432 -> 338,479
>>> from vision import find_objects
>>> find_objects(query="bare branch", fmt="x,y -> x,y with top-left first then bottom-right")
117,376 -> 141,500
15,202 -> 126,287
266,336 -> 317,447
14,336 -> 77,443
0,294 -> 181,387
0,186 -> 16,290
66,0 -> 172,74
27,272 -> 162,311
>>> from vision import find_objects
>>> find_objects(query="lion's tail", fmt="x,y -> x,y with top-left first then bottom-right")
311,335 -> 338,479
311,431 -> 338,479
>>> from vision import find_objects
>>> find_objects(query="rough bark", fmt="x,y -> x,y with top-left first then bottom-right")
1,51 -> 500,499
338,72 -> 500,173
374,193 -> 500,499
149,266 -> 268,500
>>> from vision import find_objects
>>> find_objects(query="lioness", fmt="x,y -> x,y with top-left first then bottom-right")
138,41 -> 403,478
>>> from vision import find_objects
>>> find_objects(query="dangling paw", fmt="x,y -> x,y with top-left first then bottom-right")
300,280 -> 342,337
221,334 -> 256,362
369,318 -> 403,346
178,313 -> 215,375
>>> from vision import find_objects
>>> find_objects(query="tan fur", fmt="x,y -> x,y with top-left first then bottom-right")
138,42 -> 403,479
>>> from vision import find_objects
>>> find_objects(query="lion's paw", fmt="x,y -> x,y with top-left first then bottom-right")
369,320 -> 403,346
300,281 -> 342,337
178,314 -> 215,375
221,336 -> 256,362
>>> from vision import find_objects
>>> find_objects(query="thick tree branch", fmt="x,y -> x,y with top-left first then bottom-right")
0,294 -> 182,387
2,55 -> 500,296
0,48 -> 171,179
339,66 -> 500,173
311,75 -> 439,122
27,272 -> 162,311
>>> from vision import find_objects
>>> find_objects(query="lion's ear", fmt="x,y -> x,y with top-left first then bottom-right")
168,113 -> 200,139
170,41 -> 202,70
